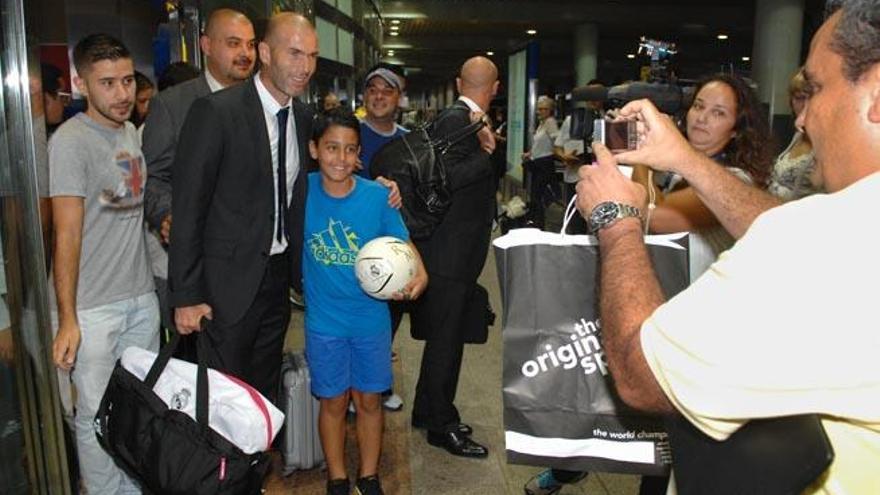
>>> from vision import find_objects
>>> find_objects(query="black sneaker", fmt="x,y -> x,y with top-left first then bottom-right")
327,478 -> 350,495
354,475 -> 384,495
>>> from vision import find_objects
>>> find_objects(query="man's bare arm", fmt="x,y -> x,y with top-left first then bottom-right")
595,220 -> 675,413
614,99 -> 782,240
576,143 -> 674,413
672,153 -> 782,239
39,197 -> 53,268
51,196 -> 84,370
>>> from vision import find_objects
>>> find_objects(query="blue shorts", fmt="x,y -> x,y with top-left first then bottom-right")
305,329 -> 392,398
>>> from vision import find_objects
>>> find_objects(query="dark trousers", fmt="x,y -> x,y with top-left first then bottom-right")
204,253 -> 290,404
381,301 -> 411,397
411,275 -> 470,432
389,301 -> 410,340
524,156 -> 559,228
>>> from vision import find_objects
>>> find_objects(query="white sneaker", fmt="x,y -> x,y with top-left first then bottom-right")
382,393 -> 404,411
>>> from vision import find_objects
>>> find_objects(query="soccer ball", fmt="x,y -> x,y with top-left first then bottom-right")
355,237 -> 417,300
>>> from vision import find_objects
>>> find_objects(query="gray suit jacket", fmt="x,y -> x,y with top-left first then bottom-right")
142,74 -> 211,230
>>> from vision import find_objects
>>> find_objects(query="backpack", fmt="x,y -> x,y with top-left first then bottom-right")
369,118 -> 485,239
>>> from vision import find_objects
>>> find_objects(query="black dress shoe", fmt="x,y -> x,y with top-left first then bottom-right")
426,430 -> 489,458
411,417 -> 473,435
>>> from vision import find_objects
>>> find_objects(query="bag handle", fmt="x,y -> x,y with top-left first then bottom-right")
195,328 -> 210,426
560,193 -> 652,237
560,194 -> 580,237
144,331 -> 181,387
425,113 -> 486,155
433,119 -> 486,155
143,320 -> 211,427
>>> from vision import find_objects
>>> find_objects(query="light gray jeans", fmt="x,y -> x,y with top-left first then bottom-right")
59,292 -> 159,495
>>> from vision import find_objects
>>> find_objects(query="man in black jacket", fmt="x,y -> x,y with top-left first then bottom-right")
143,8 -> 255,351
411,56 -> 498,457
169,12 -> 317,402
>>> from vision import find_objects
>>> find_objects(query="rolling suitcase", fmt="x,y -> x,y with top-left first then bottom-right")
279,352 -> 325,475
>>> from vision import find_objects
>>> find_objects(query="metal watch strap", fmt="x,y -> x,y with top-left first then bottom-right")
588,202 -> 643,235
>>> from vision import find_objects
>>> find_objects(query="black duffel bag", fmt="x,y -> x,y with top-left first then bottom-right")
370,118 -> 485,239
94,334 -> 270,495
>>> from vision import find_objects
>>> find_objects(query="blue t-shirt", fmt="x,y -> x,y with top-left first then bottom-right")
304,173 -> 410,337
358,120 -> 408,179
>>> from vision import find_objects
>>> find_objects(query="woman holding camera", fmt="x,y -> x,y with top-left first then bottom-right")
632,73 -> 774,280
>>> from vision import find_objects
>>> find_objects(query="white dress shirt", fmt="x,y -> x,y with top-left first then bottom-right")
458,95 -> 484,113
254,73 -> 299,255
204,67 -> 226,93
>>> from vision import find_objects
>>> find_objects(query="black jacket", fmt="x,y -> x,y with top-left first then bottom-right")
168,79 -> 312,325
416,99 -> 496,282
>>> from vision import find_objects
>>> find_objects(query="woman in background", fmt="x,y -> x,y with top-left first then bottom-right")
632,73 -> 774,280
767,68 -> 821,201
522,95 -> 559,229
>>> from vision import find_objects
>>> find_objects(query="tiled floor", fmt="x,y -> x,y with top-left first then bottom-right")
267,204 -> 646,494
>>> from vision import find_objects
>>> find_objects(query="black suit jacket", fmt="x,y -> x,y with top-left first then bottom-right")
416,99 -> 496,283
168,78 -> 312,325
142,74 -> 211,230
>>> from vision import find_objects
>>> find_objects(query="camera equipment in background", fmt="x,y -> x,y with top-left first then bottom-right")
568,37 -> 694,149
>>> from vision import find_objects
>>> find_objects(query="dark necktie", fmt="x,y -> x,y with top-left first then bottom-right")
276,107 -> 290,243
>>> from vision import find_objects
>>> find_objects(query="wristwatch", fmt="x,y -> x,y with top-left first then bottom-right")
588,201 -> 643,235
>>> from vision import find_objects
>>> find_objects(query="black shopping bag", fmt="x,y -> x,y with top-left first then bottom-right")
494,227 -> 689,475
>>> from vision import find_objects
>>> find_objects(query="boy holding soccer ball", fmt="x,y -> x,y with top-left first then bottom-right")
304,110 -> 428,495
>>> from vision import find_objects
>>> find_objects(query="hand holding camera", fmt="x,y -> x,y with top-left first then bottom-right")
611,99 -> 702,176
575,142 -> 648,225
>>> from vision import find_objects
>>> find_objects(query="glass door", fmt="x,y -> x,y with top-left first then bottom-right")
0,0 -> 72,492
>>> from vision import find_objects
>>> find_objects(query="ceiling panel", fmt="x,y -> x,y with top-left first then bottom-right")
376,0 -> 827,93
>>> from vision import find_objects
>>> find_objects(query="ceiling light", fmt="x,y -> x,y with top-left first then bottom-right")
383,12 -> 426,20
487,51 -> 494,56
741,56 -> 750,62
390,32 -> 399,36
526,29 -> 537,35
390,25 -> 399,31
627,54 -> 636,59
388,50 -> 395,56
391,19 -> 401,25
717,34 -> 729,40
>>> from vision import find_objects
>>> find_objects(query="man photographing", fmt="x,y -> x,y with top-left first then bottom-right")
575,0 -> 880,492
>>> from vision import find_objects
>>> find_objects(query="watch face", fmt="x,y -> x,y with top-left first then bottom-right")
590,202 -> 620,226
